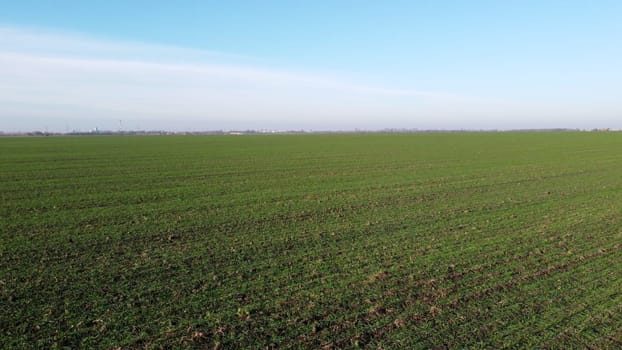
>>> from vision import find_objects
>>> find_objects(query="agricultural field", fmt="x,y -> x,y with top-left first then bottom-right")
3,132 -> 622,349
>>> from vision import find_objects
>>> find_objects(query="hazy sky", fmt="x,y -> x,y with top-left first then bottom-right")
2,1 -> 622,131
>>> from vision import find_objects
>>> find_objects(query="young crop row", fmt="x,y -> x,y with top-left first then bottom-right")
2,132 -> 622,348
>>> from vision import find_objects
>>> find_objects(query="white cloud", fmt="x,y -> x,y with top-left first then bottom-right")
1,25 -> 618,131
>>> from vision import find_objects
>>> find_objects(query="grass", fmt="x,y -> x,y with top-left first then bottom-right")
2,132 -> 622,348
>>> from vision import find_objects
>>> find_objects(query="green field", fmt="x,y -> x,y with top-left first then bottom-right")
3,132 -> 622,348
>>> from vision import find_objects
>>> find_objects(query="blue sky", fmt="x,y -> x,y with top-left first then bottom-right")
1,1 -> 622,131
